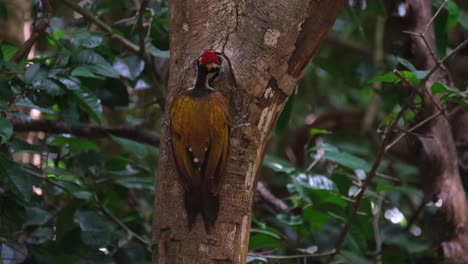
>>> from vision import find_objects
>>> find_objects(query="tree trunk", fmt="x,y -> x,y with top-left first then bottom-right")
151,1 -> 344,263
385,1 -> 468,263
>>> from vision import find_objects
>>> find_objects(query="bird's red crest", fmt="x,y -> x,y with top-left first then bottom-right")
199,50 -> 220,66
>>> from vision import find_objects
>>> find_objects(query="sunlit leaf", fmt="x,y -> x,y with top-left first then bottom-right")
262,154 -> 296,173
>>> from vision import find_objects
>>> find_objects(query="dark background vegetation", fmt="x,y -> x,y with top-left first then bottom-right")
0,0 -> 467,263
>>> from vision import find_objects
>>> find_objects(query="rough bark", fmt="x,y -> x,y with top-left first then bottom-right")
152,1 -> 344,263
385,1 -> 468,263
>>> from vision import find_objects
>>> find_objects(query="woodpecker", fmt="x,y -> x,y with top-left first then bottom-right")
169,50 -> 230,232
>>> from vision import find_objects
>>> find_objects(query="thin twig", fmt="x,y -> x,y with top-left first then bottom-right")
11,119 -> 160,146
326,103 -> 410,263
385,110 -> 443,152
256,181 -> 291,213
424,0 -> 448,34
98,201 -> 151,250
137,0 -> 166,110
249,250 -> 335,259
22,167 -> 66,190
62,0 -> 167,110
61,0 -> 139,53
12,0 -> 52,62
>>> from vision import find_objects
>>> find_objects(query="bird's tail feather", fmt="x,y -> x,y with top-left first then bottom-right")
184,186 -> 219,233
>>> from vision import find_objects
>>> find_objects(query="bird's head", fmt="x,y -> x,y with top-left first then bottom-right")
197,50 -> 222,87
198,50 -> 221,71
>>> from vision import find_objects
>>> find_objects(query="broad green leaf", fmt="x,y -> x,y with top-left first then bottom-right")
113,55 -> 145,80
71,87 -> 103,124
276,214 -> 303,226
0,158 -> 32,201
397,57 -> 417,73
31,79 -> 64,96
262,154 -> 296,173
1,242 -> 28,264
1,44 -> 18,61
446,0 -> 460,31
294,173 -> 336,191
25,227 -> 54,245
15,98 -> 57,114
71,66 -> 105,79
249,232 -> 286,251
325,151 -> 371,172
250,228 -> 283,239
74,210 -> 114,248
112,136 -> 158,172
146,42 -> 170,58
23,207 -> 53,227
25,63 -> 48,83
460,11 -> 468,29
297,245 -> 318,254
0,118 -> 13,144
71,49 -> 119,78
115,177 -> 154,190
303,207 -> 330,231
370,72 -> 399,83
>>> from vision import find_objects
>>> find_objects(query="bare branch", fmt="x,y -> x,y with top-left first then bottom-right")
12,0 -> 52,62
11,119 -> 160,146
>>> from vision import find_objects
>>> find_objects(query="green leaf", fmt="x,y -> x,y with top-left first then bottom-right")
274,93 -> 295,135
74,210 -> 114,248
113,55 -> 145,81
23,207 -> 53,227
250,228 -> 283,239
325,151 -> 371,172
276,214 -> 303,226
0,118 -> 13,144
66,84 -> 103,124
49,136 -> 98,151
71,49 -> 119,78
1,44 -> 18,61
71,66 -> 105,79
397,57 -> 417,73
446,0 -> 460,31
0,158 -> 32,201
303,207 -> 330,231
25,63 -> 48,83
434,11 -> 448,57
310,128 -> 331,136
294,173 -> 336,191
297,245 -> 318,254
15,98 -> 57,114
112,136 -> 158,171
370,72 -> 398,83
262,154 -> 296,173
249,232 -> 286,251
26,227 -> 54,245
115,177 -> 154,190
459,11 -> 468,29
1,242 -> 28,264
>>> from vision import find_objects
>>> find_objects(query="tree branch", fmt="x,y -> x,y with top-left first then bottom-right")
12,0 -> 52,62
11,119 -> 160,146
61,0 -> 166,109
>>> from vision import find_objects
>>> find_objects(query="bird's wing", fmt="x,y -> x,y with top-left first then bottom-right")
203,94 -> 230,195
170,96 -> 200,190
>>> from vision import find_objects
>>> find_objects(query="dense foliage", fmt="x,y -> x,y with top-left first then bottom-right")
0,1 -> 467,264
